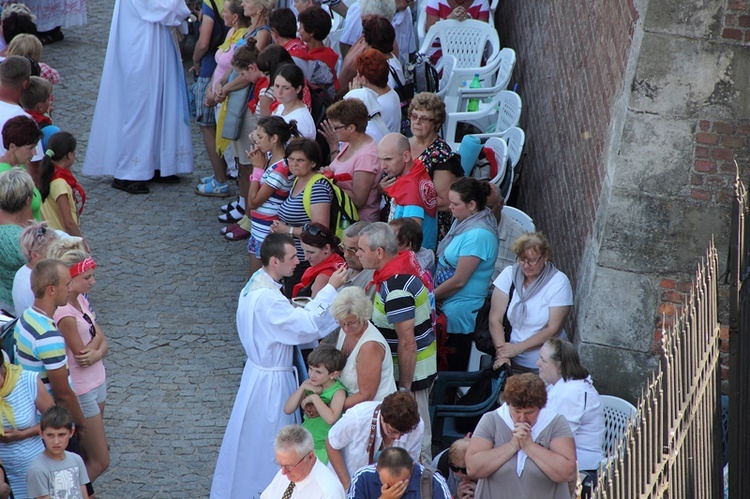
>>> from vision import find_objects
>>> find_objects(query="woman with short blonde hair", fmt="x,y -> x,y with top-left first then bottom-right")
488,232 -> 573,374
331,287 -> 396,409
0,168 -> 35,314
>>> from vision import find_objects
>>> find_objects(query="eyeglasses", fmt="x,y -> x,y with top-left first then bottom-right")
409,113 -> 435,123
338,319 -> 362,329
381,421 -> 404,440
82,313 -> 96,338
330,123 -> 348,131
517,255 -> 544,266
338,243 -> 358,254
275,451 -> 311,472
449,462 -> 467,474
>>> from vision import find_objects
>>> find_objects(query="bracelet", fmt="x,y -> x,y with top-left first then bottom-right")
289,226 -> 294,235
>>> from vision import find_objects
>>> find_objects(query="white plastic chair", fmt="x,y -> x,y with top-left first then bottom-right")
483,137 -> 507,186
417,3 -> 428,49
418,19 -> 501,70
442,48 -> 515,114
599,395 -> 637,468
490,0 -> 500,23
435,55 -> 457,100
501,206 -> 535,232
498,126 -> 525,169
443,90 -> 522,150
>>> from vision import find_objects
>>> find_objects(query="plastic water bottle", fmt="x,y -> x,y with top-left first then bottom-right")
467,74 -> 481,112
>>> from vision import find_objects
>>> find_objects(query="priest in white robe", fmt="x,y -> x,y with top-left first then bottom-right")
210,233 -> 348,499
82,0 -> 194,194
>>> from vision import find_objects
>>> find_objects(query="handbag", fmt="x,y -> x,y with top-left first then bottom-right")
473,283 -> 515,355
388,66 -> 415,136
220,74 -> 254,141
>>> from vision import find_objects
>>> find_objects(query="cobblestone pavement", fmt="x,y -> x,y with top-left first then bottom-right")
42,2 -> 247,497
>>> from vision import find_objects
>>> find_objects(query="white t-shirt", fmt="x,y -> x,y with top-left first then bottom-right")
493,267 -> 573,368
546,376 -> 605,470
274,104 -> 316,140
11,265 -> 33,317
377,89 -> 402,133
340,1 -> 362,47
326,400 -> 424,478
0,101 -> 45,161
261,459 -> 345,499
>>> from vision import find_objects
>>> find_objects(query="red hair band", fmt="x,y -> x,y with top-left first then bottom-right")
70,257 -> 96,278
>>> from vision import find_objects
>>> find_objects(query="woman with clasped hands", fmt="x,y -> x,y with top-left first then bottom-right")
488,232 -> 573,374
465,373 -> 577,499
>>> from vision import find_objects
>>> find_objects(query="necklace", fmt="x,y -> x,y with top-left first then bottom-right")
31,305 -> 49,318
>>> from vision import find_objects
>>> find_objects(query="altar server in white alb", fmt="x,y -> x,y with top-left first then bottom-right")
82,0 -> 194,195
210,233 -> 348,499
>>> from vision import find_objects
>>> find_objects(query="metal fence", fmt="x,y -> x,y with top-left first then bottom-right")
592,245 -> 723,498
728,172 -> 750,498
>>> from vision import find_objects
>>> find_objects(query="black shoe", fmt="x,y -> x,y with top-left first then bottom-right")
38,27 -> 64,45
112,179 -> 149,194
150,170 -> 180,184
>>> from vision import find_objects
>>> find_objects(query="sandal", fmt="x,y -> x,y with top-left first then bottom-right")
218,207 -> 244,223
195,178 -> 230,197
112,178 -> 149,194
224,224 -> 251,240
220,198 -> 239,213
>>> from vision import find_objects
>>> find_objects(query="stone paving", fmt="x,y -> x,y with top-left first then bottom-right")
42,2 -> 248,496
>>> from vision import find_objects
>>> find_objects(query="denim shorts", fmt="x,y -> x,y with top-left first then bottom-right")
78,381 -> 107,418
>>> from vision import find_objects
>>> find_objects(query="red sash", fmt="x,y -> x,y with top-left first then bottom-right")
383,159 -> 438,217
367,250 -> 433,293
52,165 -> 86,216
293,253 -> 346,297
27,110 -> 52,127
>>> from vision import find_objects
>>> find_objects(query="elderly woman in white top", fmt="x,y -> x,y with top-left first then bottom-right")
537,338 -> 604,493
331,287 -> 396,410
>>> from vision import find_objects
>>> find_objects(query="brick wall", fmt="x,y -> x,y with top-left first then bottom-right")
722,0 -> 750,42
495,1 -> 639,308
692,120 -> 750,204
654,278 -> 730,384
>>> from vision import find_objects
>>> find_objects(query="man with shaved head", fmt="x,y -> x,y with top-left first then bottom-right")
377,133 -> 438,251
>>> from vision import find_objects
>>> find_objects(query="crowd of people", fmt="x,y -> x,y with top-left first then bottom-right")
0,0 -> 614,496
173,1 -> 612,497
0,7 -> 107,495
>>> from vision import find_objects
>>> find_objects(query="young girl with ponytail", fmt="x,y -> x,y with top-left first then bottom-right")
39,132 -> 87,244
245,116 -> 300,276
